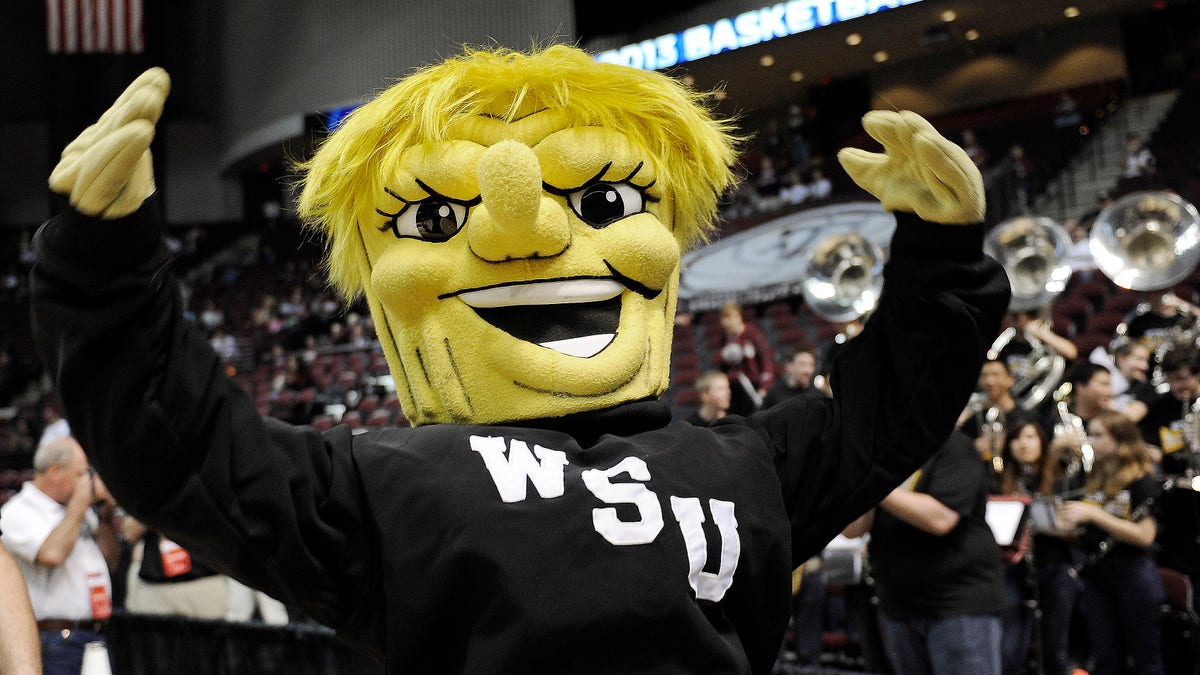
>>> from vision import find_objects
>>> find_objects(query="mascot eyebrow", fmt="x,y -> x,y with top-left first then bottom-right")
541,161 -> 660,200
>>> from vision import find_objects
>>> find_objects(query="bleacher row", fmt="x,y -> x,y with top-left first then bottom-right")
230,346 -> 412,432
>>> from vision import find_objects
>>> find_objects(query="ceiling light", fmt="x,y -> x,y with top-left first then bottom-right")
845,33 -> 863,46
1063,6 -> 1080,18
873,50 -> 889,63
940,10 -> 957,22
964,28 -> 980,40
759,55 -> 775,67
789,70 -> 805,82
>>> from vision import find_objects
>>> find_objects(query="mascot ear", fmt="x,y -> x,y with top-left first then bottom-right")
49,68 -> 171,219
837,110 -> 984,225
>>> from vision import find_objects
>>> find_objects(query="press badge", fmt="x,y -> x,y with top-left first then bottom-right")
159,537 -> 193,578
88,572 -> 112,619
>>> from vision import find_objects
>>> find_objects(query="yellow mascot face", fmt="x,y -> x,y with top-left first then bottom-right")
299,45 -> 737,425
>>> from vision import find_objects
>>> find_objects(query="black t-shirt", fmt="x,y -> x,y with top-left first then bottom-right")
1076,474 -> 1162,564
1137,393 -> 1193,474
1123,310 -> 1185,348
869,431 -> 1005,619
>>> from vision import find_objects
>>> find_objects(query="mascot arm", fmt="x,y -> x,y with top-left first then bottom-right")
48,68 -> 168,219
838,110 -> 985,225
31,78 -> 381,646
755,219 -> 1009,565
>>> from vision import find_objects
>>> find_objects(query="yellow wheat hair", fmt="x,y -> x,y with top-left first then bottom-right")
296,44 -> 740,299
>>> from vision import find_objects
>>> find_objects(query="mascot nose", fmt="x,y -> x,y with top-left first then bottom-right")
469,140 -> 570,261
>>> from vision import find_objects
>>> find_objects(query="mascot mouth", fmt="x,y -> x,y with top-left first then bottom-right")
455,279 -> 623,357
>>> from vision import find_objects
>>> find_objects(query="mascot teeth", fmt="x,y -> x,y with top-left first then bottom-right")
538,334 -> 616,358
457,279 -> 623,308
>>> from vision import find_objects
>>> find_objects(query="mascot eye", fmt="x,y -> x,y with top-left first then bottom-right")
380,199 -> 469,242
568,182 -> 645,228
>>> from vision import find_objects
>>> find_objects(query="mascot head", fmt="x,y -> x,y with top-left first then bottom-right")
298,45 -> 738,425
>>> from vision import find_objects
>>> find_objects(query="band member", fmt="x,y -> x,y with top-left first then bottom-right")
995,421 -> 1082,675
1137,343 -> 1200,474
1058,410 -> 1165,675
959,360 -> 1036,478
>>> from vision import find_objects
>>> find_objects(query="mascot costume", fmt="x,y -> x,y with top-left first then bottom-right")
32,45 -> 1008,673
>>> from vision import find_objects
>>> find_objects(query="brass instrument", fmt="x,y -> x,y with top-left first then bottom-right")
1091,191 -> 1200,391
984,216 -> 1072,409
1089,191 -> 1200,292
1052,382 -> 1094,480
800,231 -> 885,324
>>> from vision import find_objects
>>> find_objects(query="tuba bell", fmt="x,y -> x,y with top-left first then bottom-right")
1091,191 -> 1200,390
984,216 -> 1073,409
1090,190 -> 1200,292
800,231 -> 885,324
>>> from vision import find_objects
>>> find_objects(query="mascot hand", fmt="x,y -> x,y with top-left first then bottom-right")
837,110 -> 984,225
49,67 -> 170,219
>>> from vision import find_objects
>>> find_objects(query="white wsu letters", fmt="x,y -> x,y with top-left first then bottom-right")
469,435 -> 740,601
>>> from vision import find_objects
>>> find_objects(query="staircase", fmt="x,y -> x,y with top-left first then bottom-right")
1033,89 -> 1180,222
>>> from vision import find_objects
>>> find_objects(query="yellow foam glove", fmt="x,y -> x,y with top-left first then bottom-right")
837,110 -> 984,225
48,67 -> 171,219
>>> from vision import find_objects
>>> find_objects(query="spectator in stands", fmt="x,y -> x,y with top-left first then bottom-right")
961,128 -> 989,170
808,167 -> 832,201
777,170 -> 810,207
2,417 -> 36,457
844,431 -> 1004,675
209,325 -> 239,362
762,346 -> 824,409
715,302 -> 775,416
1122,133 -> 1157,183
682,371 -> 730,426
785,103 -> 810,171
0,437 -> 119,675
1058,410 -> 1165,675
754,156 -> 782,211
1053,92 -> 1082,133
1000,144 -> 1036,216
0,532 -> 41,674
1063,217 -> 1097,276
198,298 -> 225,333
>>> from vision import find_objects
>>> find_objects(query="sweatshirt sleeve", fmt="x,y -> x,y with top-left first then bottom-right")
29,199 -> 381,639
748,212 -> 1010,564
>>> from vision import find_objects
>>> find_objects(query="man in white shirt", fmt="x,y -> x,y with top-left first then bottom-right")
0,437 -> 118,675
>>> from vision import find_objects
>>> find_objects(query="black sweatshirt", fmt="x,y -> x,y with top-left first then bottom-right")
30,202 -> 1008,674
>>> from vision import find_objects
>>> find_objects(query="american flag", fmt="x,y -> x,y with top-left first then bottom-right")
46,0 -> 144,54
